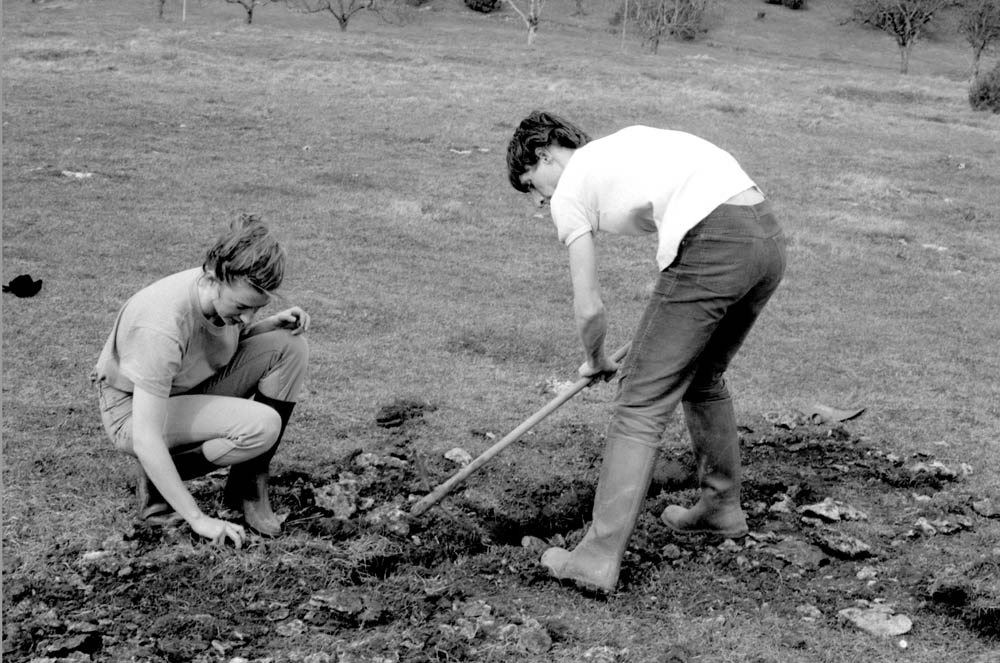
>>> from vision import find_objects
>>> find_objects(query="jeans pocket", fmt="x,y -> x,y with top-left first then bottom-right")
686,236 -> 755,296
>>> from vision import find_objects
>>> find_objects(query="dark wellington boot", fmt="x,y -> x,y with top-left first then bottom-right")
136,446 -> 218,524
135,460 -> 171,520
661,398 -> 748,538
224,394 -> 295,536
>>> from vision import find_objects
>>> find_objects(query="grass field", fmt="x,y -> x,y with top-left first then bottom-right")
3,0 -> 1000,661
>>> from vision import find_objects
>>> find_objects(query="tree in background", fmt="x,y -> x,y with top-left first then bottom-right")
225,0 -> 268,23
573,0 -> 587,15
851,0 -> 954,74
288,0 -> 378,30
611,0 -> 712,53
958,0 -> 1000,80
504,0 -> 545,45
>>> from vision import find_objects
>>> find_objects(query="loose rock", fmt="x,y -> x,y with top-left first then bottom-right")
809,529 -> 872,559
796,604 -> 823,620
838,603 -> 912,637
445,447 -> 473,467
763,536 -> 828,570
798,497 -> 868,522
907,460 -> 959,482
972,498 -> 999,518
581,645 -> 622,662
517,626 -> 552,654
856,565 -> 878,580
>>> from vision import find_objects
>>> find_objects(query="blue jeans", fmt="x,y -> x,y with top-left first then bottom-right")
609,201 -> 786,446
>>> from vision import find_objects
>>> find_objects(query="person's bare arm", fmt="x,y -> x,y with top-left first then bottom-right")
131,388 -> 244,547
567,233 -> 619,379
242,306 -> 310,339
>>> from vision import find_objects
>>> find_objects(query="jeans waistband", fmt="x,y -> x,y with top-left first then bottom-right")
687,200 -> 781,239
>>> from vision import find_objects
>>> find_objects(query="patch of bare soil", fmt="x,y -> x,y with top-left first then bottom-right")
3,414 -> 998,662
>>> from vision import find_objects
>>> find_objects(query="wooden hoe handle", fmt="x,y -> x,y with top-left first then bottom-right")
408,342 -> 631,517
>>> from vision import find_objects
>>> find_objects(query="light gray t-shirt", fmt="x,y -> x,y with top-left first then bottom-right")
93,268 -> 238,398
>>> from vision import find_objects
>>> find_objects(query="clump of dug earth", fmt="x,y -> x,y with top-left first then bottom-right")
3,410 -> 997,661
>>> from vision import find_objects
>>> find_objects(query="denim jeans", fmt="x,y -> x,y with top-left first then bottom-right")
608,201 -> 786,446
94,330 -> 308,465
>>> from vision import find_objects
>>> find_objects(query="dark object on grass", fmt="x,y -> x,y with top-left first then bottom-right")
375,398 -> 437,428
801,403 -> 865,424
464,0 -> 500,13
3,274 -> 43,298
924,560 -> 1000,640
969,61 -> 1000,113
808,528 -> 872,559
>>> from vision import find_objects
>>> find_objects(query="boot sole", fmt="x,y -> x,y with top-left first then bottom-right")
555,576 -> 615,597
139,502 -> 173,520
662,521 -> 749,539
542,548 -> 617,596
246,521 -> 281,537
140,512 -> 185,527
242,501 -> 283,537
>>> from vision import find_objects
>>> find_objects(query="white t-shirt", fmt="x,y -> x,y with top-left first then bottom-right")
549,126 -> 757,270
93,268 -> 239,398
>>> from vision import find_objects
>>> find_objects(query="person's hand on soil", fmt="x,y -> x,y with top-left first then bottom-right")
579,357 -> 620,381
189,513 -> 245,548
272,307 -> 310,335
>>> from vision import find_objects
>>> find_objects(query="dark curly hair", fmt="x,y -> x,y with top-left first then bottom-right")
506,110 -> 590,193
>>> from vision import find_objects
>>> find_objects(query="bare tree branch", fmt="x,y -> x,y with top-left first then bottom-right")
285,0 -> 378,30
503,0 -> 545,44
616,0 -> 711,53
959,0 -> 1000,79
223,0 -> 267,24
851,0 -> 954,73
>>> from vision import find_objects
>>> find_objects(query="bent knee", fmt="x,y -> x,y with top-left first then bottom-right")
610,401 -> 675,441
258,405 -> 283,444
283,331 -> 308,359
233,403 -> 282,450
684,375 -> 730,403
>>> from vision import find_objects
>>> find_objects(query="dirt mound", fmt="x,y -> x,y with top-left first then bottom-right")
3,419 -> 997,661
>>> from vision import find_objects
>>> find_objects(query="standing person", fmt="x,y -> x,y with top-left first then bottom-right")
92,214 -> 310,545
506,111 -> 786,593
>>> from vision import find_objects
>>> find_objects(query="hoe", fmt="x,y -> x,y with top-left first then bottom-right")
409,342 -> 631,517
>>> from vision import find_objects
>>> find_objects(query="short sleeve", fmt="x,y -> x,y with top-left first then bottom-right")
550,195 -> 593,248
117,326 -> 183,398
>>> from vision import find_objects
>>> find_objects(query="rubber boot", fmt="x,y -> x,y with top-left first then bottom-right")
661,398 -> 748,538
136,446 -> 220,522
541,436 -> 659,594
136,459 -> 170,520
224,394 -> 295,536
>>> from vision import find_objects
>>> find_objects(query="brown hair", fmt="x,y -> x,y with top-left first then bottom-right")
203,213 -> 285,293
506,110 -> 590,193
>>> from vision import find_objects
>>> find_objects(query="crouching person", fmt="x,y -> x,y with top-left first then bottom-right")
91,214 -> 310,545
